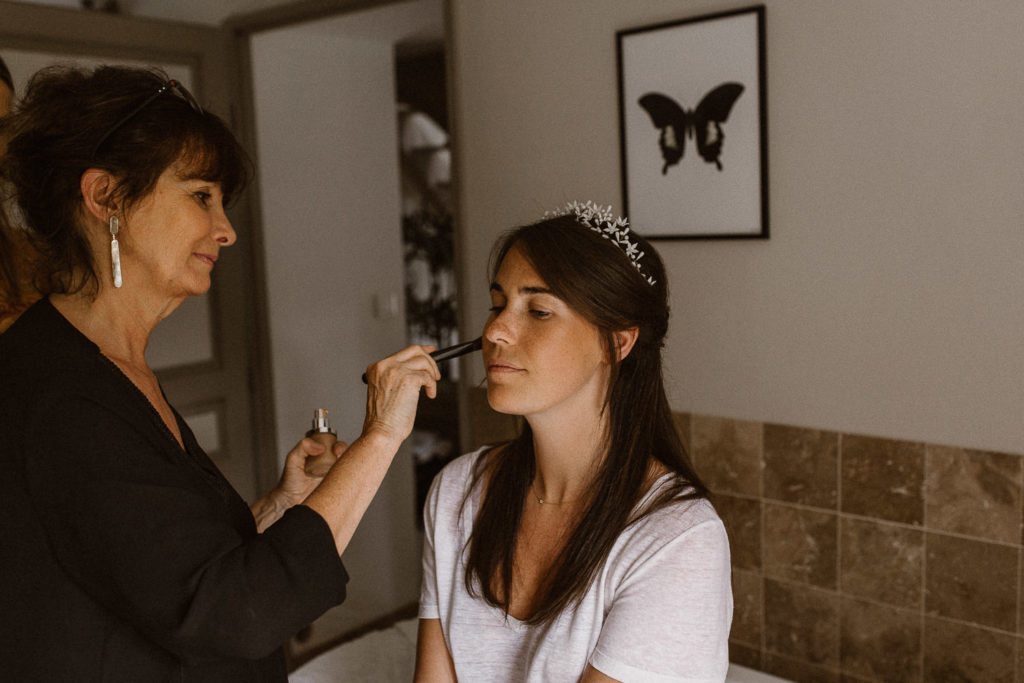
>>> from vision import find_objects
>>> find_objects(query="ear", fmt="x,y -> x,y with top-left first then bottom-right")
79,168 -> 119,223
612,327 -> 639,363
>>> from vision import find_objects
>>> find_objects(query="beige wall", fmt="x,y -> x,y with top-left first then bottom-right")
449,0 -> 1024,455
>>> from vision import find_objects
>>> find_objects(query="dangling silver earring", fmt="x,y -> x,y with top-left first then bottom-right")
109,215 -> 123,288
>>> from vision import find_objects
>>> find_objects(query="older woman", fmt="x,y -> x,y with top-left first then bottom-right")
0,65 -> 439,681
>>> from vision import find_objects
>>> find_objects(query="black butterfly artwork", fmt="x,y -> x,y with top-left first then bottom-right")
637,82 -> 744,174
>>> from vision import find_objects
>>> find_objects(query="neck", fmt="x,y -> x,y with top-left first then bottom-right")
50,283 -> 181,367
527,405 -> 609,506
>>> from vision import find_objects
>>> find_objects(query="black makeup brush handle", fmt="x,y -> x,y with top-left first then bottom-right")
361,337 -> 482,384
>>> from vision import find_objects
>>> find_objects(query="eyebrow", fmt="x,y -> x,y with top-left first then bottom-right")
489,283 -> 554,296
176,172 -> 217,184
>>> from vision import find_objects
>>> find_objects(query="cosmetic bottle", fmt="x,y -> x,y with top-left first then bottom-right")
304,408 -> 338,477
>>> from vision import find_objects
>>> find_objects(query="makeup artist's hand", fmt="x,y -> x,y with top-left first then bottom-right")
362,345 -> 440,444
278,437 -> 350,504
250,437 -> 350,532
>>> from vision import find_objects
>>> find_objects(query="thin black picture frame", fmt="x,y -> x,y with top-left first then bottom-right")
617,5 -> 768,240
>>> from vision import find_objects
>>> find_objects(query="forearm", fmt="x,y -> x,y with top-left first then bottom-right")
249,491 -> 291,533
415,618 -> 457,682
302,429 -> 402,556
580,665 -> 620,683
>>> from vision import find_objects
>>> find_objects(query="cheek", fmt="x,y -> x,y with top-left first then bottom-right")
559,326 -> 605,366
543,334 -> 605,388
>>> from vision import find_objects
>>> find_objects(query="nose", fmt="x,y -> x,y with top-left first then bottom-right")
214,208 -> 237,247
483,309 -> 514,346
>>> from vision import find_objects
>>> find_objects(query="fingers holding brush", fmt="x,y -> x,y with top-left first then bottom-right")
359,338 -> 483,445
362,345 -> 440,444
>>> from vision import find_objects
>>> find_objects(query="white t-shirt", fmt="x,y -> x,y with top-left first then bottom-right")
419,448 -> 733,683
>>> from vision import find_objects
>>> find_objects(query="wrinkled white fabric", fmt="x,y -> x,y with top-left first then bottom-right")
420,449 -> 733,683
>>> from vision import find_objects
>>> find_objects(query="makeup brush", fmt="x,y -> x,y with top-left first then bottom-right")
361,336 -> 482,384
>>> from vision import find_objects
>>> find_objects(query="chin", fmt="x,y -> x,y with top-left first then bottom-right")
485,384 -> 527,416
185,277 -> 213,297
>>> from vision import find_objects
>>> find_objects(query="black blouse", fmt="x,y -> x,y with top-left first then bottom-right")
0,299 -> 348,681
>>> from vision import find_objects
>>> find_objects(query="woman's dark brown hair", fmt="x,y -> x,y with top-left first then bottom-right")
0,65 -> 250,297
463,214 -> 709,625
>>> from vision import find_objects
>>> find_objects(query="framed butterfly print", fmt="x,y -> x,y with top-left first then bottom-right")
617,5 -> 768,239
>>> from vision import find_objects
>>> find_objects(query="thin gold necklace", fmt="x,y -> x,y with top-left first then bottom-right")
530,481 -> 575,505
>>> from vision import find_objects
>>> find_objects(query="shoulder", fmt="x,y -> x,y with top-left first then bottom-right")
1,302 -> 96,432
618,485 -> 729,566
600,491 -> 731,626
430,446 -> 492,496
424,447 -> 490,514
422,447 -> 494,541
440,447 -> 489,479
648,487 -> 723,532
0,299 -> 95,378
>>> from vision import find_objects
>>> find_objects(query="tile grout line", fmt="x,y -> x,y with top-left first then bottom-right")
836,430 -> 844,673
721,490 -> 1021,551
1017,545 -> 1022,683
758,419 -> 766,665
920,444 -> 929,681
764,572 -> 1024,637
1017,452 -> 1023,683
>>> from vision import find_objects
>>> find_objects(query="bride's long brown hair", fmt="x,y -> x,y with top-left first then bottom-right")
463,214 -> 708,625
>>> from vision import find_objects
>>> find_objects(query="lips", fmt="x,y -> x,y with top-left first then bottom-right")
194,253 -> 218,267
486,358 -> 523,374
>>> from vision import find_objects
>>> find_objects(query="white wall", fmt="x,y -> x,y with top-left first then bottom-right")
449,0 -> 1024,455
251,22 -> 418,642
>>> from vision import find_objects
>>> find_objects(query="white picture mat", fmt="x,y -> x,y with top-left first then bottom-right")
620,10 -> 764,237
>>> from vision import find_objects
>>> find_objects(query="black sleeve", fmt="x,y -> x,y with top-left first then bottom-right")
25,392 -> 348,662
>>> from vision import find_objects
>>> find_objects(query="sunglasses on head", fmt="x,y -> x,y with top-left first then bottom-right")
92,79 -> 203,158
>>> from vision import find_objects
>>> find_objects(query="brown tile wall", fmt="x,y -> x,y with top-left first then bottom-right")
679,412 -> 1024,683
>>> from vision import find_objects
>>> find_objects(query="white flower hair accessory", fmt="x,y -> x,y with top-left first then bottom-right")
544,200 -> 656,286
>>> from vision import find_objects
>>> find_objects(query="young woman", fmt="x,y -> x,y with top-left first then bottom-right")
416,202 -> 732,682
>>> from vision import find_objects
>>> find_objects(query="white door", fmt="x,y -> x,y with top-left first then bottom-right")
244,5 -> 429,654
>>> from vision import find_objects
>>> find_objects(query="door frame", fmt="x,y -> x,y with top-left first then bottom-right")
225,0 -> 461,661
224,0 -> 469,468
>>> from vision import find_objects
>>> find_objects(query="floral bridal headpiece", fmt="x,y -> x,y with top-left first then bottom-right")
544,200 -> 656,286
